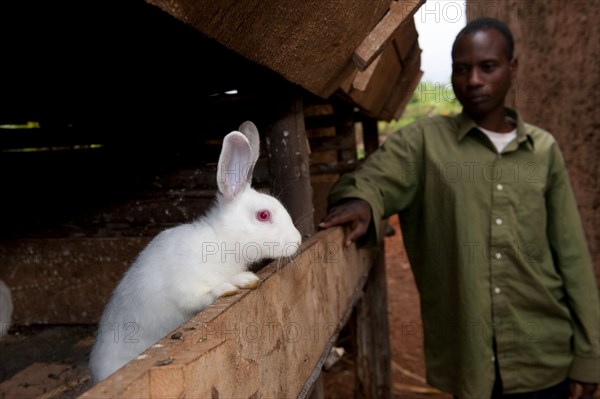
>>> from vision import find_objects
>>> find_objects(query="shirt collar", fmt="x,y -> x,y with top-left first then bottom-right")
456,108 -> 534,151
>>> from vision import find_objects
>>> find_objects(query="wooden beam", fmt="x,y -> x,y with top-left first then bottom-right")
145,0 -> 391,98
350,41 -> 404,118
352,55 -> 382,92
392,69 -> 424,120
355,248 -> 392,399
78,227 -> 377,398
393,17 -> 419,63
381,48 -> 423,121
361,117 -> 380,157
332,102 -> 357,164
310,161 -> 357,175
308,135 -> 356,153
265,89 -> 314,238
353,0 -> 424,71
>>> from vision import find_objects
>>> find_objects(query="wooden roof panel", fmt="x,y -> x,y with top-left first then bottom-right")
146,0 -> 425,111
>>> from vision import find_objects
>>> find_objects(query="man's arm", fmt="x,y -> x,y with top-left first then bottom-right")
546,142 -> 600,386
320,124 -> 424,245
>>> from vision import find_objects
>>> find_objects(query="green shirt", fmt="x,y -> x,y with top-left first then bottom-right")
328,109 -> 600,398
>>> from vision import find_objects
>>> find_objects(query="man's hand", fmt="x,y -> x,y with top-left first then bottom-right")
318,198 -> 372,247
571,380 -> 597,399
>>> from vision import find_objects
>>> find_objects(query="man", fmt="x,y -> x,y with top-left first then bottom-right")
319,18 -> 599,399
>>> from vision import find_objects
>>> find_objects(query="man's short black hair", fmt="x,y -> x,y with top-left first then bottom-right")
452,17 -> 514,60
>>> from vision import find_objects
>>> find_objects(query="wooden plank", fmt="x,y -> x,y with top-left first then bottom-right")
352,15 -> 417,94
352,55 -> 382,92
309,135 -> 356,152
305,113 -> 339,130
145,0 -> 391,97
393,16 -> 419,62
349,40 -> 404,117
380,48 -> 423,121
361,117 -> 380,157
353,0 -> 424,71
0,238 -> 149,325
339,68 -> 358,94
78,227 -> 376,398
310,161 -> 358,175
333,102 -> 358,163
73,195 -> 214,235
338,3 -> 423,120
392,70 -> 424,120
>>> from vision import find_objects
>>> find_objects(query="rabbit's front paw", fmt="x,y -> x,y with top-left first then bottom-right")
231,272 -> 260,289
211,282 -> 240,298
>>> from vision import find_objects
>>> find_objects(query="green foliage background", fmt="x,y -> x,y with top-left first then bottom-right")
378,81 -> 462,137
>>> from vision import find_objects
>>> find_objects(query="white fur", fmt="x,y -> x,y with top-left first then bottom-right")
89,122 -> 301,383
0,279 -> 13,339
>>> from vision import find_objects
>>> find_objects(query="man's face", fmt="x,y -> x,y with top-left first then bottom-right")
451,29 -> 517,117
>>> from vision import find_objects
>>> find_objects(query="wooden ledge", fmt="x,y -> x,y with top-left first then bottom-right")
79,227 -> 378,398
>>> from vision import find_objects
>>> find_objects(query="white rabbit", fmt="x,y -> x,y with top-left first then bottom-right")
89,121 -> 302,383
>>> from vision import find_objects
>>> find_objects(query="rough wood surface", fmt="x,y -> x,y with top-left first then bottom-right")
349,40 -> 404,117
265,89 -> 314,239
352,56 -> 382,92
355,249 -> 392,399
361,117 -> 380,157
340,2 -> 423,121
382,49 -> 423,121
332,102 -> 358,164
353,0 -> 424,71
345,14 -> 423,121
78,227 -> 376,398
145,0 -> 391,98
393,17 -> 419,62
0,238 -> 149,325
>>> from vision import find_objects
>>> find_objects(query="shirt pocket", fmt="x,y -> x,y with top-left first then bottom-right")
513,179 -> 548,259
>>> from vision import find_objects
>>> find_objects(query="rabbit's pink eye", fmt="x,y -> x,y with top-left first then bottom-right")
256,210 -> 271,222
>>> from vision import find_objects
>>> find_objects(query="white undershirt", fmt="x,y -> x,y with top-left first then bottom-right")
478,126 -> 517,153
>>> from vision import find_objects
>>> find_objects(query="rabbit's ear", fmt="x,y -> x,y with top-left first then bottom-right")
238,121 -> 260,166
217,132 -> 253,199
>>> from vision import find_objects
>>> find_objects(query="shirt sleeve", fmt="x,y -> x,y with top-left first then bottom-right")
545,142 -> 600,383
327,125 -> 424,243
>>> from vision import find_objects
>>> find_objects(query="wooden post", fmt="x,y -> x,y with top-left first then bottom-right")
355,247 -> 392,399
332,101 -> 357,164
361,117 -> 380,157
265,88 -> 314,239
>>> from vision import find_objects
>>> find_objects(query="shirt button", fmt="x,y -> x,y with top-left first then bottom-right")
495,252 -> 502,260
494,287 -> 501,294
495,218 -> 503,225
497,184 -> 504,191
491,356 -> 496,363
